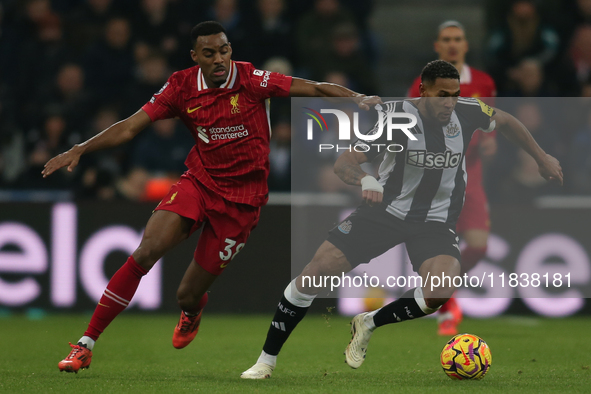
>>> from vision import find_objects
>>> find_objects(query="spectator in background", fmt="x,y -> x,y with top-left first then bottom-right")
296,0 -> 356,72
559,0 -> 591,45
130,118 -> 192,177
581,75 -> 591,96
486,0 -> 561,95
268,120 -> 291,191
84,16 -> 134,101
64,0 -> 119,56
16,8 -> 71,128
125,52 -> 170,116
74,107 -> 123,200
77,166 -> 118,200
569,25 -> 591,85
116,167 -> 150,201
568,107 -> 591,194
21,114 -> 71,189
0,88 -> 26,186
262,56 -> 293,77
15,0 -> 55,43
504,58 -> 554,96
132,0 -> 182,67
34,63 -> 95,138
129,118 -> 193,201
310,23 -> 377,93
340,0 -> 377,61
575,0 -> 591,24
206,0 -> 252,62
251,0 -> 293,66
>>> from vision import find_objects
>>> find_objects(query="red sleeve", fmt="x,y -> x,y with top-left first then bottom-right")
407,76 -> 422,98
486,74 -> 497,98
245,63 -> 292,100
141,73 -> 179,121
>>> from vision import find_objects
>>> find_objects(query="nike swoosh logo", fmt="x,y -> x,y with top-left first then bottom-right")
98,302 -> 110,308
187,106 -> 202,113
220,262 -> 229,269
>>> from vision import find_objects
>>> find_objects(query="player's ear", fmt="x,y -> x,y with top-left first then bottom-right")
190,49 -> 199,65
419,83 -> 426,97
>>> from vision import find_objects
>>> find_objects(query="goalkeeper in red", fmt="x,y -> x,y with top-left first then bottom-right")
44,21 -> 380,373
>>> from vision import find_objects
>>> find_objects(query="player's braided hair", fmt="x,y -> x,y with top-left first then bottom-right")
191,21 -> 227,47
420,60 -> 460,85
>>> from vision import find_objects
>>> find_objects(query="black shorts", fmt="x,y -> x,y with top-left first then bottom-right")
327,204 -> 461,272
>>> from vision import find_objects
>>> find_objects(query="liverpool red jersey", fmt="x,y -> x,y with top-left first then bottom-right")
142,61 -> 292,207
407,64 -> 496,188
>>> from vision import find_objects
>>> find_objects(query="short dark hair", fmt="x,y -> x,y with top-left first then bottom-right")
420,60 -> 460,85
190,21 -> 227,47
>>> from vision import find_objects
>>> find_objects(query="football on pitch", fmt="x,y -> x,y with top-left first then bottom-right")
440,333 -> 492,380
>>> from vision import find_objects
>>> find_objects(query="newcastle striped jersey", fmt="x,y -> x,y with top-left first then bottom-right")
357,98 -> 495,225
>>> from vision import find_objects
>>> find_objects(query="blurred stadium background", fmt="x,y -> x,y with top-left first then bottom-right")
1,0 -> 591,318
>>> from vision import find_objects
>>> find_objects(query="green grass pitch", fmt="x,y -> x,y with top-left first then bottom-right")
1,313 -> 589,393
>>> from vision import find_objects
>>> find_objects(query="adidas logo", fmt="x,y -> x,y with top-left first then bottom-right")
271,321 -> 286,331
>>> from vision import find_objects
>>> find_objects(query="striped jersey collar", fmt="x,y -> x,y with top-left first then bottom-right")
197,61 -> 238,91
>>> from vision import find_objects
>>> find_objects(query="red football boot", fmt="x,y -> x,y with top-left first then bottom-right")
437,296 -> 463,336
58,342 -> 92,373
172,310 -> 203,349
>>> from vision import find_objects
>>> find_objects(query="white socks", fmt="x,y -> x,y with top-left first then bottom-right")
414,287 -> 440,314
257,350 -> 277,367
284,279 -> 317,308
78,336 -> 95,350
363,310 -> 378,331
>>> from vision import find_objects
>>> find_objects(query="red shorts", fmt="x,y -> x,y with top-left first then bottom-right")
456,182 -> 490,234
154,173 -> 260,275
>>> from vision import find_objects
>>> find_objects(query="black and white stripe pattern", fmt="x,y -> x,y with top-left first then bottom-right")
362,98 -> 491,225
272,321 -> 286,331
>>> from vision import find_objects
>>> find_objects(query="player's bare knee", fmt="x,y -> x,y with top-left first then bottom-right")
310,242 -> 351,276
133,240 -> 167,269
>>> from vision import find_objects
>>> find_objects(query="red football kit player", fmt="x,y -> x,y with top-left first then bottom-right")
407,21 -> 497,336
46,21 -> 380,373
144,60 -> 291,277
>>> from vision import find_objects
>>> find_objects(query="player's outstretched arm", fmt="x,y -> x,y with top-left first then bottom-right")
42,109 -> 152,178
492,108 -> 563,185
289,77 -> 382,110
334,151 -> 383,205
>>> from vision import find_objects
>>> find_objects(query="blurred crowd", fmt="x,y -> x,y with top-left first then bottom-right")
0,0 -> 590,203
0,0 -> 376,200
